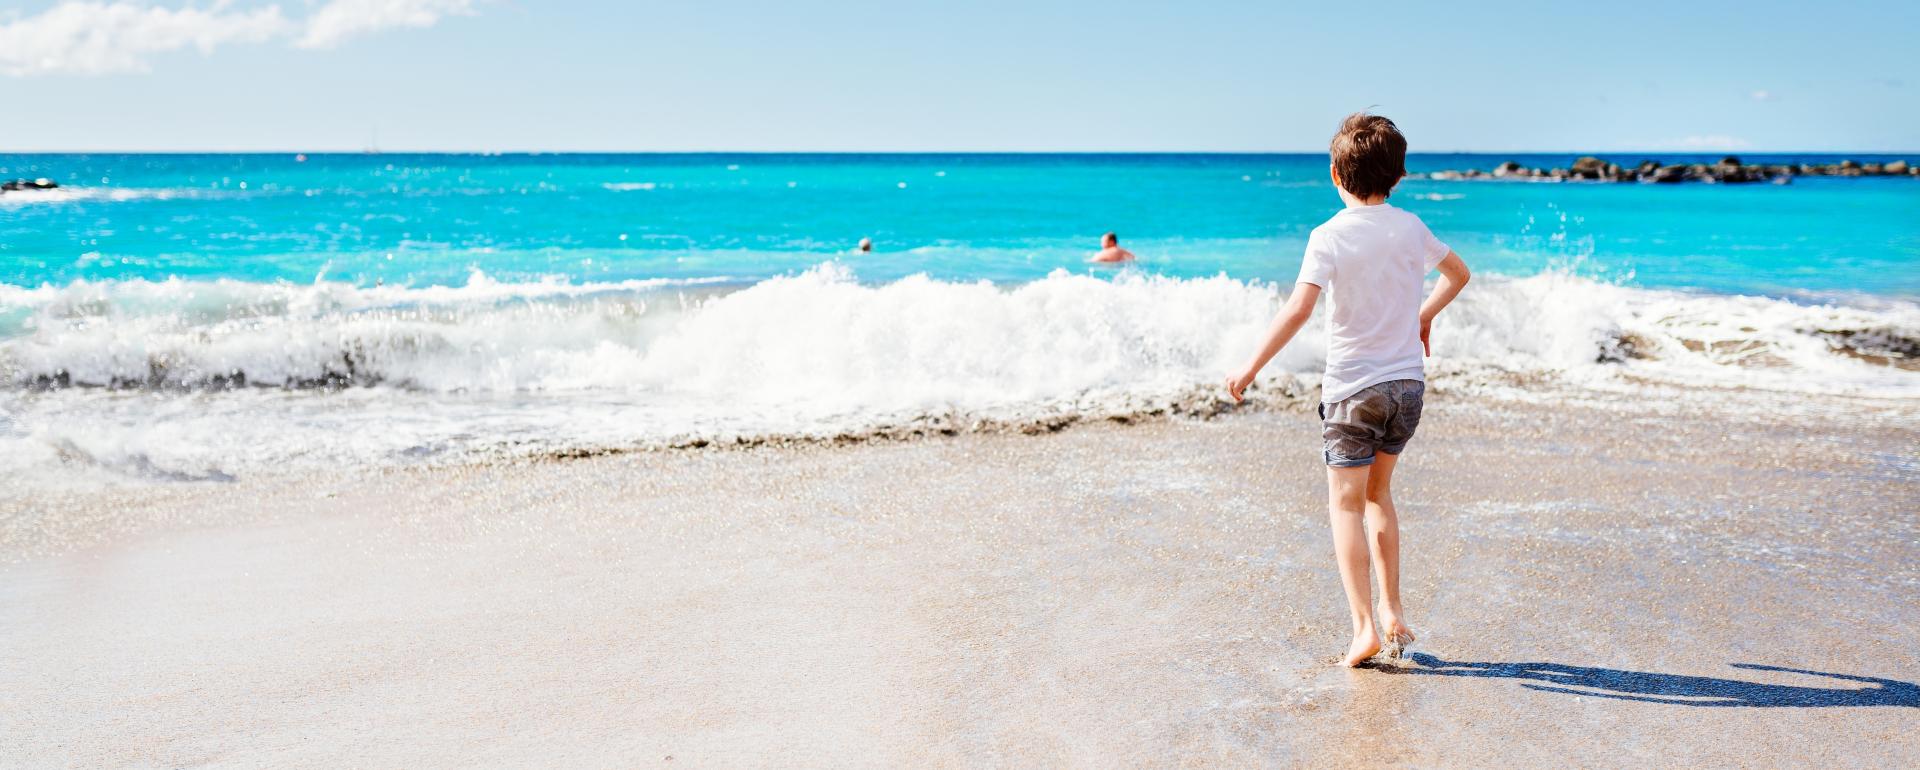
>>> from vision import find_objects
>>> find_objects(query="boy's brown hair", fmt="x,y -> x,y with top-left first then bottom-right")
1329,113 -> 1407,200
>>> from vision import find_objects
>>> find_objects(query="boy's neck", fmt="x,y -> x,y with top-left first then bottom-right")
1338,189 -> 1390,208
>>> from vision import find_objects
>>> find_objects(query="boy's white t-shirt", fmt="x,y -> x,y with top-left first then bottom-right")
1296,203 -> 1450,404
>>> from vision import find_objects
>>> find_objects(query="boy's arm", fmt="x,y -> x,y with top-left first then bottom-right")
1225,283 -> 1321,402
1419,251 -> 1471,356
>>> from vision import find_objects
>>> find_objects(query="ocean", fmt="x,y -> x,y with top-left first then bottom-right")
2,152 -> 1916,485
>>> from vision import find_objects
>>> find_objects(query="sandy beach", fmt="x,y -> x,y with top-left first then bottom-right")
2,389 -> 1915,768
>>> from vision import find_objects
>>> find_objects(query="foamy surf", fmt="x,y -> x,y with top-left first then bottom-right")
0,186 -> 214,207
1,264 -> 1915,486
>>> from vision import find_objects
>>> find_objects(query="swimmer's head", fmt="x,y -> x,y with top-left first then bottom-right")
1102,232 -> 1118,247
858,237 -> 873,252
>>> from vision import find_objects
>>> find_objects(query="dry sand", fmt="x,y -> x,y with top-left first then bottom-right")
2,395 -> 1917,767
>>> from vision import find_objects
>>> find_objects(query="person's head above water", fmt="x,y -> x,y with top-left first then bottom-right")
1329,112 -> 1407,202
1089,231 -> 1134,263
858,237 -> 873,252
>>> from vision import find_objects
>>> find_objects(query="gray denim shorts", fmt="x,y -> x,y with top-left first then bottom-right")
1318,379 -> 1425,467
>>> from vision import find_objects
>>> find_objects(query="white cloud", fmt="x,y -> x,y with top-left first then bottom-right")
298,0 -> 475,49
1750,89 -> 1776,102
0,1 -> 479,77
0,2 -> 291,77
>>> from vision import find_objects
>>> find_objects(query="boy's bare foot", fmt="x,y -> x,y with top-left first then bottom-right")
1339,627 -> 1381,667
1377,611 -> 1416,659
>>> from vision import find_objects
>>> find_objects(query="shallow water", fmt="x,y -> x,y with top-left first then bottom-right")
4,152 -> 1918,295
1,153 -> 1916,484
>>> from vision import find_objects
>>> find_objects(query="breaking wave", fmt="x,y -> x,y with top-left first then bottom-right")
0,186 -> 216,207
4,263 -> 1915,397
1,264 -> 1915,483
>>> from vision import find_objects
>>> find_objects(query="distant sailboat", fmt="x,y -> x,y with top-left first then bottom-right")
363,124 -> 381,155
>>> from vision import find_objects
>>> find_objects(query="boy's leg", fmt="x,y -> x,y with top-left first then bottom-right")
1327,464 -> 1378,667
1365,452 -> 1414,645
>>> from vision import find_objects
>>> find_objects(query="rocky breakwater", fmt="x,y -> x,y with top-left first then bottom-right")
0,178 -> 59,193
1428,157 -> 1916,184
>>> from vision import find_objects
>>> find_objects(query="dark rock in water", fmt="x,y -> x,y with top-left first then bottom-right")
1570,156 -> 1608,179
1427,156 -> 1913,185
0,178 -> 58,192
1714,157 -> 1760,183
1652,165 -> 1689,183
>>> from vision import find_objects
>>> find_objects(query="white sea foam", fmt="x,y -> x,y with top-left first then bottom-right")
0,186 -> 212,206
1,264 -> 1915,485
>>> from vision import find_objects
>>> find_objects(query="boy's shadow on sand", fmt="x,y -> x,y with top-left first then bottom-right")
1375,653 -> 1919,708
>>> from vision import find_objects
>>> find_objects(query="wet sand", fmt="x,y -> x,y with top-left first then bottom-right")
2,395 -> 1917,767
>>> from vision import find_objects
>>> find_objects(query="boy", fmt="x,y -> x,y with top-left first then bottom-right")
1224,113 -> 1471,667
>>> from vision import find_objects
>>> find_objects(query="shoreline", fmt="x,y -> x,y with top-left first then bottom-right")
3,394 -> 1916,766
7,379 -> 1916,560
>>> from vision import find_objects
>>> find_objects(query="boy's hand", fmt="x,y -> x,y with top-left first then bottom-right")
1224,369 -> 1255,403
1418,252 -> 1469,358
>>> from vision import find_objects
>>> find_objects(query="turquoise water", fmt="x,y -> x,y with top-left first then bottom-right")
4,153 -> 1916,297
2,153 -> 1916,484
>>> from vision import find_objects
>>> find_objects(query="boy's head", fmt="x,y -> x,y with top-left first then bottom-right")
1102,231 -> 1118,247
1329,113 -> 1407,201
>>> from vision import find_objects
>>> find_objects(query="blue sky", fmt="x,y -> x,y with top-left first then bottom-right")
2,0 -> 1915,152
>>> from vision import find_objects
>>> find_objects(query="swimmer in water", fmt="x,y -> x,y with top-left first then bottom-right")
1089,232 -> 1136,263
858,237 -> 873,253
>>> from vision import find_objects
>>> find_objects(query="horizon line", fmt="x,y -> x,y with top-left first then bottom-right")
4,149 -> 1917,156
